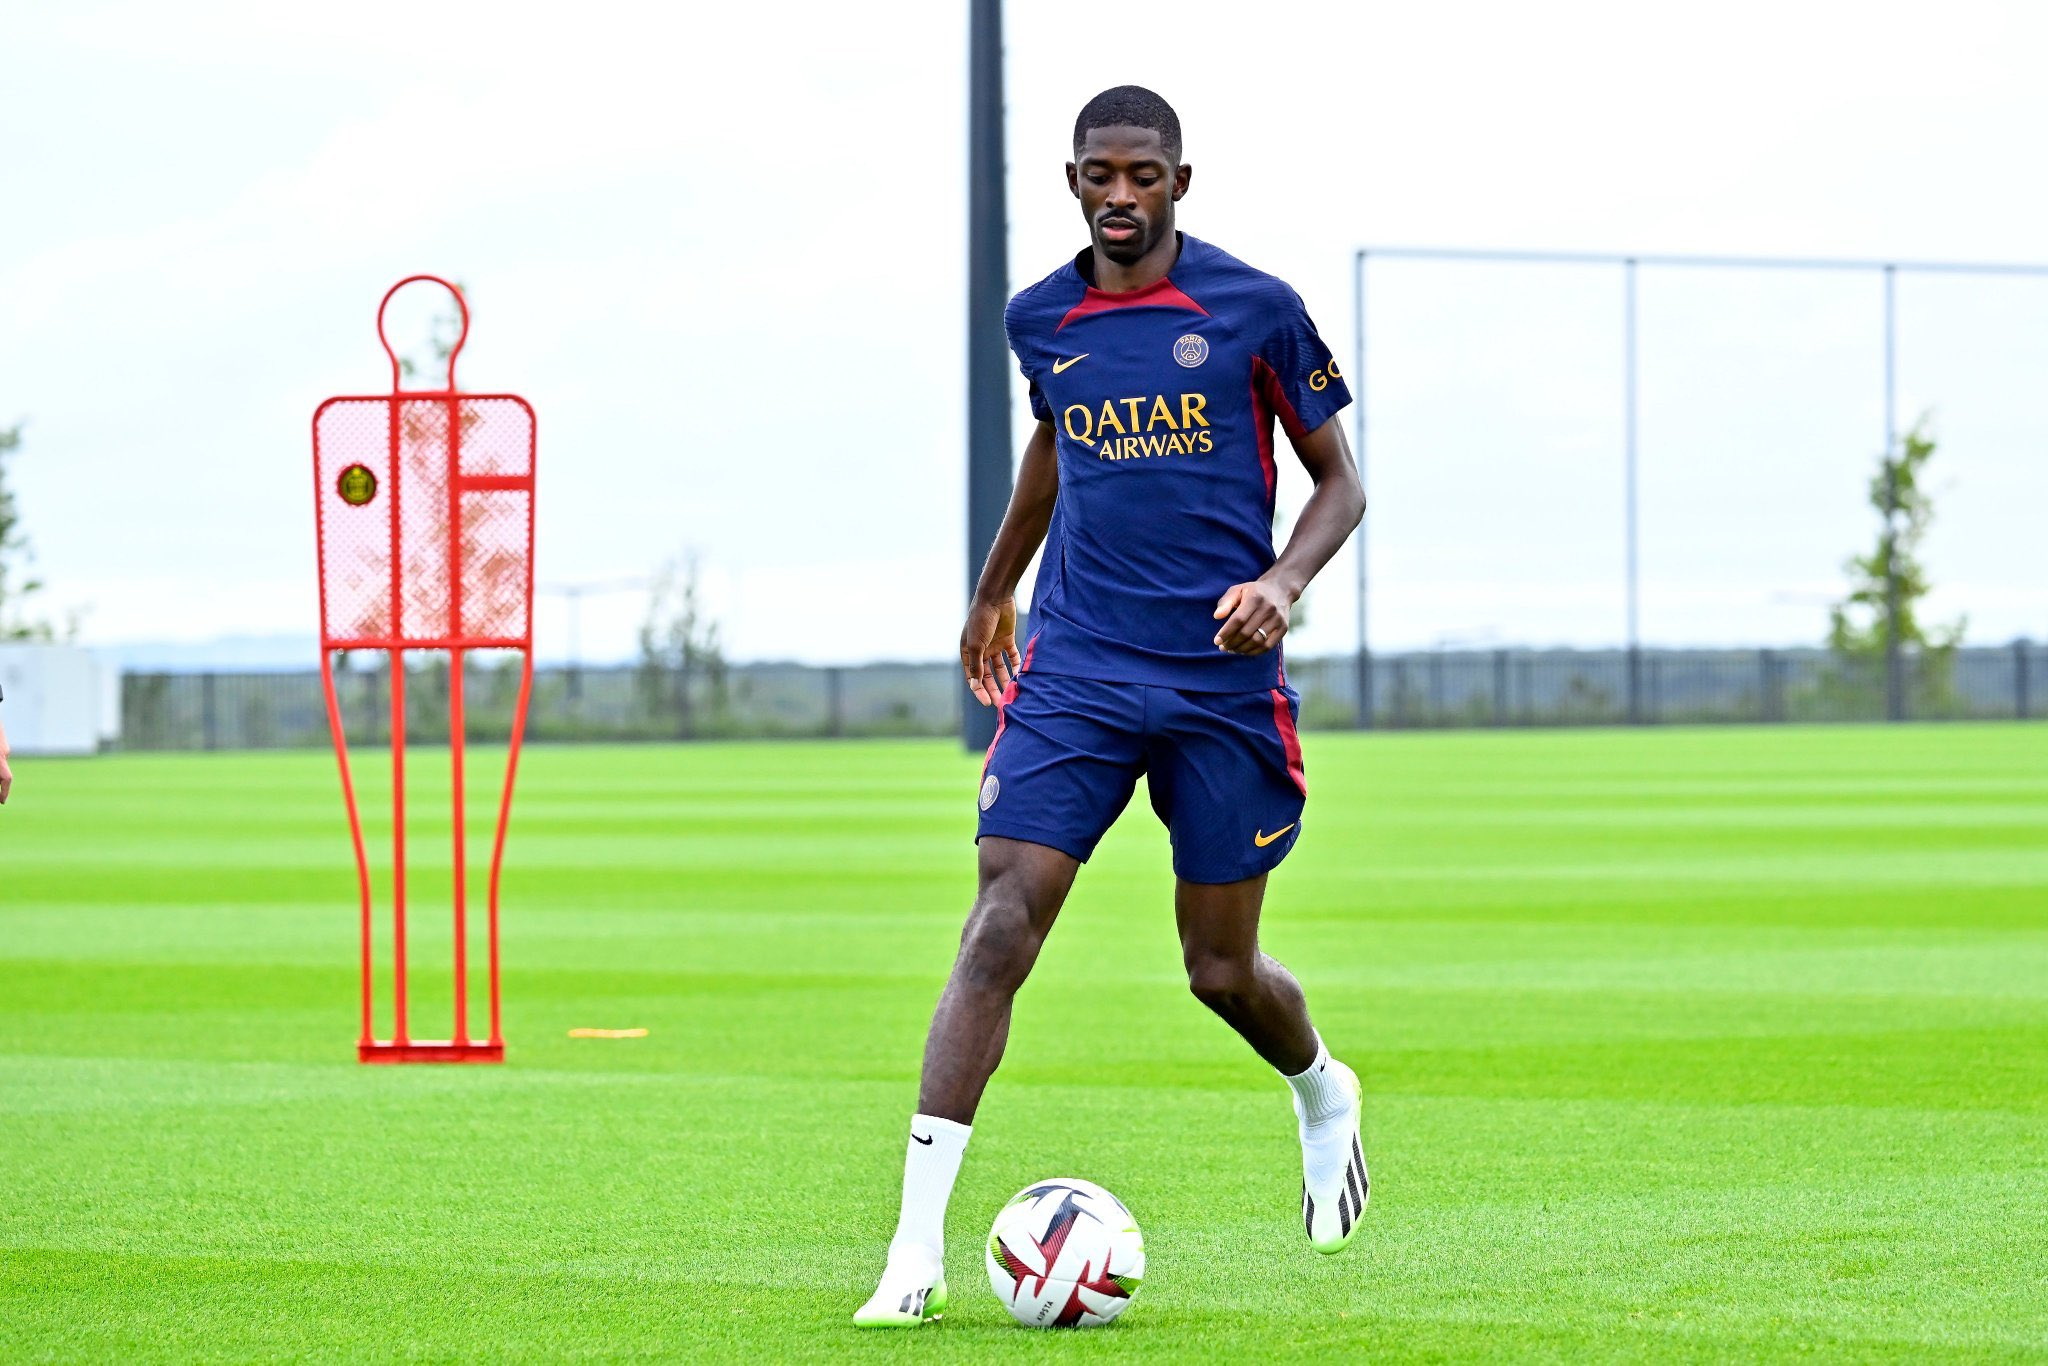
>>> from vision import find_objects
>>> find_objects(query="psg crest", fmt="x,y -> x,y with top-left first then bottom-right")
1172,333 -> 1209,368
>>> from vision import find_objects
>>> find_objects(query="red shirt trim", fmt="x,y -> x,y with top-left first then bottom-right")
1056,276 -> 1210,332
1249,356 -> 1283,499
1251,354 -> 1309,441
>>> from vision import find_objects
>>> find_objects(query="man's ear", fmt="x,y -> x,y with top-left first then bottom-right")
1066,162 -> 1081,198
1172,163 -> 1193,202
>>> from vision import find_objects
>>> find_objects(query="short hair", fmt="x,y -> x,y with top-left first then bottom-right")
1072,86 -> 1182,163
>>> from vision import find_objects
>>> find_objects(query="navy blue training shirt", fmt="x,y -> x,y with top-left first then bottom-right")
1004,234 -> 1352,693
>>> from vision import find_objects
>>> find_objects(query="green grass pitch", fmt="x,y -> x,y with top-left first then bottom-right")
3,725 -> 2046,1360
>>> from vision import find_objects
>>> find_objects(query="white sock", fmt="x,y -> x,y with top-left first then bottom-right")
1282,1034 -> 1352,1127
887,1114 -> 971,1268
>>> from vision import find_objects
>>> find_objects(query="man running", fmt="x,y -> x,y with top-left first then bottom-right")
856,85 -> 1368,1328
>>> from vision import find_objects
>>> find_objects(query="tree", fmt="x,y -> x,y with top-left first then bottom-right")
0,422 -> 60,641
636,554 -> 728,738
1826,416 -> 1964,715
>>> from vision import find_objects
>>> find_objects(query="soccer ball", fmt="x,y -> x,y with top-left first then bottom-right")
984,1177 -> 1144,1328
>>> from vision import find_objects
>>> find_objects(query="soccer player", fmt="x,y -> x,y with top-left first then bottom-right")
855,86 -> 1368,1328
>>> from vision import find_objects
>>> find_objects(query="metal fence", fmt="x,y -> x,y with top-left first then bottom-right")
1285,643 -> 2045,730
117,642 -> 2043,750
118,657 -> 958,751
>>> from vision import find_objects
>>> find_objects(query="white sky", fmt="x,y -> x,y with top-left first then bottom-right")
4,0 -> 2045,664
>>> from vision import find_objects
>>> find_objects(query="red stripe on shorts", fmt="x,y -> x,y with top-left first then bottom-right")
1270,688 -> 1307,796
982,633 -> 1037,776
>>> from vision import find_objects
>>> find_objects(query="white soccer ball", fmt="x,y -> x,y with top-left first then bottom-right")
984,1177 -> 1144,1328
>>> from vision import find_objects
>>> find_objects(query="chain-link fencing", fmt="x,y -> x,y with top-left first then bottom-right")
115,642 -> 2043,751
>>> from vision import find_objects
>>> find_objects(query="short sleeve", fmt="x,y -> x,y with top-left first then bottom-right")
1254,288 -> 1351,440
1024,376 -> 1053,423
1004,296 -> 1055,424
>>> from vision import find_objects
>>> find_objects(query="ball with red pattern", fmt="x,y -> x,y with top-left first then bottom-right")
984,1177 -> 1144,1328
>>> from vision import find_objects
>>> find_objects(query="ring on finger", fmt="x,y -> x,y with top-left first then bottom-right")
1254,627 -> 1268,641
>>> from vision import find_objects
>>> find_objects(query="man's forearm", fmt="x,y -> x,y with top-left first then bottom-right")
1265,473 -> 1365,602
971,424 -> 1058,604
973,505 -> 1053,604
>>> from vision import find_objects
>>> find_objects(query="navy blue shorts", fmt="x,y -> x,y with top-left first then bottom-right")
976,670 -> 1308,885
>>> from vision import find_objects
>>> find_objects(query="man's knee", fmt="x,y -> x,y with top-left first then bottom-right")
1185,950 -> 1259,1012
955,891 -> 1045,994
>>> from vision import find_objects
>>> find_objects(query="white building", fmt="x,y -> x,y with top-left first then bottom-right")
0,644 -> 119,755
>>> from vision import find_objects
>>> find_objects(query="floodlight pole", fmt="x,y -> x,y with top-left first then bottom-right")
1624,258 -> 1641,723
963,0 -> 1012,751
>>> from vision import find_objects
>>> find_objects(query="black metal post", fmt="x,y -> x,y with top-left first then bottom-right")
963,0 -> 1012,752
826,667 -> 846,738
566,586 -> 584,704
358,659 -> 374,743
2016,638 -> 2030,720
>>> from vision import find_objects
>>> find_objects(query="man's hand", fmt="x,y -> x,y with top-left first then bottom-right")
0,750 -> 12,805
1213,577 -> 1294,655
961,597 -> 1024,706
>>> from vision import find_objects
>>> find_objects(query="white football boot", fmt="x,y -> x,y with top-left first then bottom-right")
852,1243 -> 948,1328
1298,1058 -> 1368,1253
